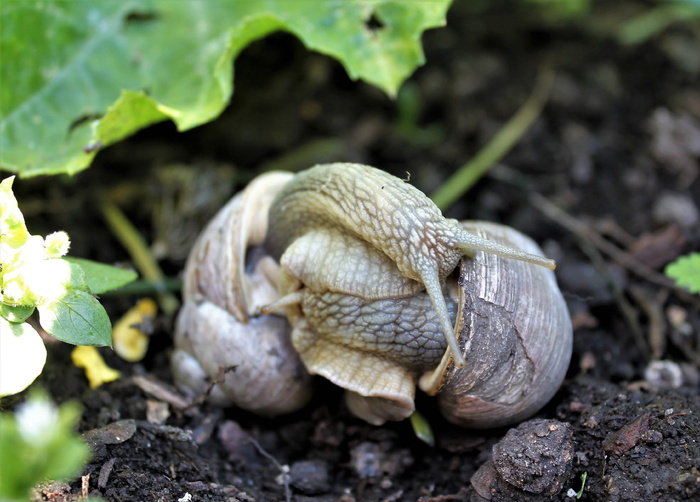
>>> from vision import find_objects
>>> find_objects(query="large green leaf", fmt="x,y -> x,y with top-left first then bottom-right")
0,0 -> 451,177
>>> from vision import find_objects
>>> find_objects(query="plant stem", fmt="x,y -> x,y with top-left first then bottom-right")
100,200 -> 180,315
430,66 -> 555,211
103,278 -> 182,296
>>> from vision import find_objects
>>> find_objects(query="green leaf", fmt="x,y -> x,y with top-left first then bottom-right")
0,319 -> 47,397
62,259 -> 89,291
524,0 -> 591,17
64,257 -> 138,295
1,0 -> 451,177
0,303 -> 35,323
576,471 -> 588,499
409,410 -> 435,446
617,2 -> 700,45
37,290 -> 112,347
665,253 -> 700,294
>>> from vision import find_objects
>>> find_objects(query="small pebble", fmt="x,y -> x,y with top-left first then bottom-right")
289,459 -> 331,495
348,442 -> 413,479
645,360 -> 684,389
653,192 -> 699,228
641,430 -> 663,444
492,419 -> 574,496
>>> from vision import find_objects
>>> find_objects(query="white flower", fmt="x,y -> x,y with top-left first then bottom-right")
0,320 -> 48,397
15,395 -> 59,447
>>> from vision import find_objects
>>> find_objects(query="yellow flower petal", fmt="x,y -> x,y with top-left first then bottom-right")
112,298 -> 157,362
71,346 -> 121,389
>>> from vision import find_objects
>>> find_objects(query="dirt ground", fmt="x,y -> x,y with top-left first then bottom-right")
13,2 -> 700,501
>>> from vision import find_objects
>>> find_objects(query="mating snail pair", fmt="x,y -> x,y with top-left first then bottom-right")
172,163 -> 572,428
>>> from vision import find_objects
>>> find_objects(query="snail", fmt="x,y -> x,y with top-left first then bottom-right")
172,163 -> 572,428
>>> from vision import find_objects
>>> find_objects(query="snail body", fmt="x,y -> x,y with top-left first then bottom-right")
172,163 -> 572,428
265,163 -> 556,369
281,219 -> 571,427
291,285 -> 458,424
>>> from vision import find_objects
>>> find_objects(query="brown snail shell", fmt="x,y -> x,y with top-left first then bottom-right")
421,221 -> 572,429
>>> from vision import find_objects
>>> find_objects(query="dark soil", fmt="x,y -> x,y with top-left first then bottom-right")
11,2 -> 700,501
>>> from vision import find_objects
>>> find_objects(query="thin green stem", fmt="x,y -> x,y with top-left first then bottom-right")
102,278 -> 182,296
100,199 -> 180,315
430,66 -> 555,211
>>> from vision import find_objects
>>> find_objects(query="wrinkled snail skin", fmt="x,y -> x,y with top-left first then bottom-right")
265,163 -> 556,369
290,285 -> 458,424
172,172 -> 313,416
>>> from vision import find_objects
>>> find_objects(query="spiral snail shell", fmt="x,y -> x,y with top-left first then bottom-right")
172,172 -> 313,415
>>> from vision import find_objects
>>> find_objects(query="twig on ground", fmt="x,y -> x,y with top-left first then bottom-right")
178,366 -> 237,413
530,193 -> 700,306
131,374 -> 192,411
629,285 -> 668,359
80,473 -> 89,499
531,193 -> 700,361
568,218 -> 651,359
247,436 -> 292,502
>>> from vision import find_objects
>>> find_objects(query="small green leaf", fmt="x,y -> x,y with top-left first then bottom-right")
37,290 -> 112,347
64,257 -> 138,295
576,471 -> 588,499
665,253 -> 700,294
0,303 -> 35,323
409,410 -> 435,446
63,259 -> 89,291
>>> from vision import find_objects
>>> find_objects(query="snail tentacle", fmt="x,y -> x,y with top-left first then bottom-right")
448,224 -> 556,271
416,262 -> 466,368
